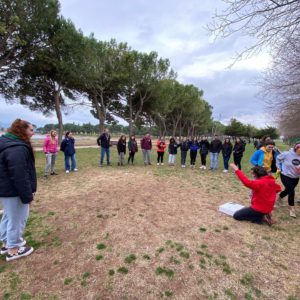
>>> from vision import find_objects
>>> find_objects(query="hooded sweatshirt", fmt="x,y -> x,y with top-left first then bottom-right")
235,170 -> 281,214
276,149 -> 300,179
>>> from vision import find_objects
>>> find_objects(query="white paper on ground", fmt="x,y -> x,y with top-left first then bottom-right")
219,202 -> 245,217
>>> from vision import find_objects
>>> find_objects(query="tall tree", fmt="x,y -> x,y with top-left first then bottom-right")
117,50 -> 174,135
16,17 -> 84,142
0,0 -> 59,94
77,37 -> 129,133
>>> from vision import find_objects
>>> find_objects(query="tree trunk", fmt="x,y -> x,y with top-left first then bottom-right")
93,96 -> 105,134
128,96 -> 134,135
179,121 -> 182,140
54,89 -> 63,144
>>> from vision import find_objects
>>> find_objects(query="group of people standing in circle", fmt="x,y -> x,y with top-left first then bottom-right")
0,119 -> 299,262
97,129 -> 248,171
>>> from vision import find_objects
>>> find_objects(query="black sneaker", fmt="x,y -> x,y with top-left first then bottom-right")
6,246 -> 34,261
50,172 -> 58,175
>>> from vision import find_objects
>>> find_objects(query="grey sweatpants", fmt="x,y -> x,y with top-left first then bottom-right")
45,153 -> 57,175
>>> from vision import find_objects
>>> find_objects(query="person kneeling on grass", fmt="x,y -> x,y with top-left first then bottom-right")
230,163 -> 281,225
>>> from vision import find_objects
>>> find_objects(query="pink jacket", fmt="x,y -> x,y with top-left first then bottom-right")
43,135 -> 58,154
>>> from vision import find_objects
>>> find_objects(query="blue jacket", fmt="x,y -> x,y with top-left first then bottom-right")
250,149 -> 265,166
250,148 -> 279,173
189,141 -> 199,152
60,137 -> 76,156
0,134 -> 37,204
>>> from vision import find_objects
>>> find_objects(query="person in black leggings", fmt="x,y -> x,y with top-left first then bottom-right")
233,137 -> 245,170
276,142 -> 300,218
127,135 -> 138,165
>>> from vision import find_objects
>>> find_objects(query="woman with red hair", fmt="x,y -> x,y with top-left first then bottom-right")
0,119 -> 36,261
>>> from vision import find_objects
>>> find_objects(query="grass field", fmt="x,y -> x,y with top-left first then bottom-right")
0,142 -> 300,300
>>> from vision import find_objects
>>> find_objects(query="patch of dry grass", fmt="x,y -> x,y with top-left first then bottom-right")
0,145 -> 300,300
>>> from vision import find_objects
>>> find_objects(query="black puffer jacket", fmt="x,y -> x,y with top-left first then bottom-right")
0,135 -> 37,204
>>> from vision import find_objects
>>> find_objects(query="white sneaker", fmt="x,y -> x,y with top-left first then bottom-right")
157,163 -> 160,166
223,169 -> 228,173
289,209 -> 296,218
199,166 -> 203,169
203,166 -> 207,170
73,168 -> 78,172
66,170 -> 70,174
161,163 -> 164,166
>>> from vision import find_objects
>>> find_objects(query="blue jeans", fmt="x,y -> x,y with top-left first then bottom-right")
223,155 -> 230,170
100,147 -> 110,165
0,197 -> 29,248
65,154 -> 76,171
210,152 -> 219,169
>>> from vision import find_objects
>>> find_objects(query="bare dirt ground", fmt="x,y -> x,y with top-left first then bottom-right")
0,166 -> 299,300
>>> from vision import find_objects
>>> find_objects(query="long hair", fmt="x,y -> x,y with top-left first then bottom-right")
8,119 -> 32,143
119,135 -> 126,142
7,119 -> 34,153
50,130 -> 57,144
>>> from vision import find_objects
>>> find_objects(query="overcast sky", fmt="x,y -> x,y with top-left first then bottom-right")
0,0 -> 273,129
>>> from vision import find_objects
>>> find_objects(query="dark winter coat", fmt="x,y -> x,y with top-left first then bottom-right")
168,142 -> 178,155
210,139 -> 222,153
128,140 -> 138,153
233,143 -> 245,158
0,134 -> 37,204
199,140 -> 210,155
117,140 -> 126,154
222,143 -> 233,157
60,137 -> 76,156
97,133 -> 111,149
179,141 -> 190,152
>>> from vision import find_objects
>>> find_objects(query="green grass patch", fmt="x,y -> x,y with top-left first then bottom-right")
224,288 -> 237,300
108,269 -> 115,276
157,247 -> 165,254
82,272 -> 91,279
164,291 -> 173,297
64,278 -> 73,285
155,267 -> 175,279
180,251 -> 190,259
244,292 -> 254,300
143,254 -> 151,260
222,262 -> 232,274
240,273 -> 253,286
117,267 -> 128,274
170,256 -> 181,265
20,293 -> 32,300
199,227 -> 207,232
124,254 -> 137,264
96,243 -> 106,250
96,255 -> 103,261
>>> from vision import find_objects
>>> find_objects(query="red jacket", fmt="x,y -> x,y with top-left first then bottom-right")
235,170 -> 282,214
156,140 -> 167,152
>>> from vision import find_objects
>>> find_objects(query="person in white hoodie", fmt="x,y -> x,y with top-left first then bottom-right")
276,142 -> 300,218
